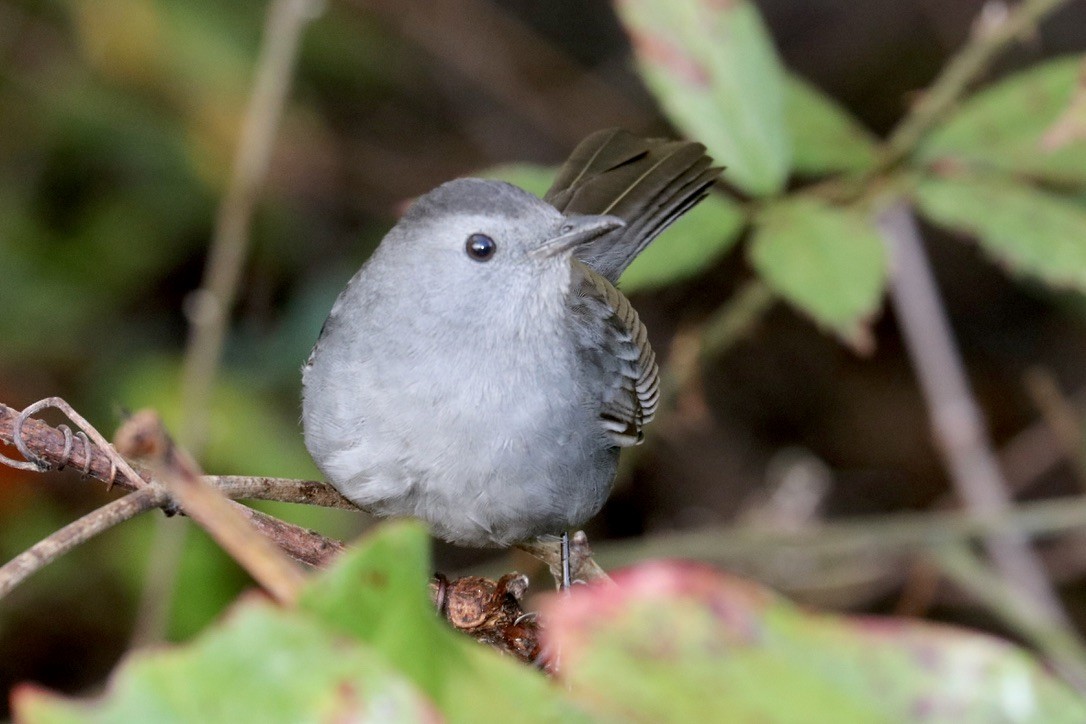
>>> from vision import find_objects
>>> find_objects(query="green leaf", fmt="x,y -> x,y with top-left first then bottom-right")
749,197 -> 886,341
915,174 -> 1086,291
543,562 -> 1086,721
299,521 -> 587,723
13,605 -> 439,724
619,195 -> 746,292
616,0 -> 791,196
786,74 -> 879,175
15,522 -> 583,723
918,56 -> 1086,187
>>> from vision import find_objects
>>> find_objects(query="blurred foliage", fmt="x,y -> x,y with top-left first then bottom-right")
4,0 -> 1086,716
15,523 -> 1086,722
749,198 -> 885,345
617,0 -> 791,195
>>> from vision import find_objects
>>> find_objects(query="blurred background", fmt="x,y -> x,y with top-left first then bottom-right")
3,0 -> 1086,710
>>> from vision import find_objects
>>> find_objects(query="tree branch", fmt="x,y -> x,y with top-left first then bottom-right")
0,399 -> 354,598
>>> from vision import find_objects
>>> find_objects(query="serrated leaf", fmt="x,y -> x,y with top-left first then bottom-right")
919,56 -> 1086,187
749,197 -> 886,340
915,175 -> 1086,291
786,74 -> 879,175
619,194 -> 746,292
543,561 -> 1086,721
616,0 -> 791,196
299,522 -> 587,723
13,605 -> 439,724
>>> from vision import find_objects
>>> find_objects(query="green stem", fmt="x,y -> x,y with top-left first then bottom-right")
881,0 -> 1073,166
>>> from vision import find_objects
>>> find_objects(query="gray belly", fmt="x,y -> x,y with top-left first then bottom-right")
303,352 -> 620,547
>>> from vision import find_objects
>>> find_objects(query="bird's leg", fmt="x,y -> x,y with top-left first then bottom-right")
560,530 -> 572,591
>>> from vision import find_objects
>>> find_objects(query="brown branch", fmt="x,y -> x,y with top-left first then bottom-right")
0,401 -> 359,510
114,410 -> 307,605
238,506 -> 346,567
212,475 -> 359,510
0,487 -> 168,598
180,0 -> 319,450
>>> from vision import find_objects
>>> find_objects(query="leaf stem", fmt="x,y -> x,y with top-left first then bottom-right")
880,0 -> 1073,166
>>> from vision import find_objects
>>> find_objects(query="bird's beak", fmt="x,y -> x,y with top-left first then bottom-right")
532,215 -> 625,259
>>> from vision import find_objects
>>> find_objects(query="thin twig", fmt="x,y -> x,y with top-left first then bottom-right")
212,475 -> 359,510
1023,368 -> 1086,491
0,401 -> 360,509
876,202 -> 1072,628
115,410 -> 307,605
180,0 -> 318,449
140,0 -> 319,646
591,495 -> 1086,566
881,0 -> 1073,166
0,487 -> 168,599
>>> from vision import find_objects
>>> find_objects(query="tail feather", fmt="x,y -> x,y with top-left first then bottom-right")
545,128 -> 722,282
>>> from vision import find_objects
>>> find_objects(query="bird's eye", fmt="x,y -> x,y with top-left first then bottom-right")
465,233 -> 497,261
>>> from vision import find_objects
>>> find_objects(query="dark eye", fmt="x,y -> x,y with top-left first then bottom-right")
465,233 -> 497,261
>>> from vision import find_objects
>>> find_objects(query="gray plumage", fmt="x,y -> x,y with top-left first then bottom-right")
301,129 -> 719,547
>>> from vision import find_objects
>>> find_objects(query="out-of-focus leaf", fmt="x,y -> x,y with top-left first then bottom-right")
616,0 -> 791,196
15,522 -> 580,723
619,195 -> 746,292
299,521 -> 587,723
543,561 -> 1086,721
915,175 -> 1086,291
12,604 -> 440,724
478,163 -> 556,199
918,56 -> 1086,187
786,74 -> 879,175
749,197 -> 885,342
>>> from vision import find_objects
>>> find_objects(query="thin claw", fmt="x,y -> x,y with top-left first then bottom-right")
433,572 -> 449,617
514,611 -> 537,626
560,530 -> 572,591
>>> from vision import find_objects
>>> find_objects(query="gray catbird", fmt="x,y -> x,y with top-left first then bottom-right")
302,128 -> 720,583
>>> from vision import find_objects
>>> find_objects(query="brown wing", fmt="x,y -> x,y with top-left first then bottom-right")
568,261 -> 660,447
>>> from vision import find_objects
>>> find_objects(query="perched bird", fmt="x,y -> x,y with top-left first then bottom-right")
302,128 -> 720,583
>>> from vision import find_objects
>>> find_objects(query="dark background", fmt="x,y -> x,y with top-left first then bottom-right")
3,0 -> 1086,710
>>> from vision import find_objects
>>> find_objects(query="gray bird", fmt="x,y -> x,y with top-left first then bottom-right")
302,129 -> 720,583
